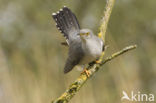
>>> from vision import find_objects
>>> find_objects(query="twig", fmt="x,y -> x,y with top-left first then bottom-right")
97,0 -> 116,69
52,0 -> 115,102
51,0 -> 137,103
98,0 -> 115,42
52,45 -> 137,103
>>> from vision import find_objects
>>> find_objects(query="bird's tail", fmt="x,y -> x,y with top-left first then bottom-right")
52,6 -> 80,42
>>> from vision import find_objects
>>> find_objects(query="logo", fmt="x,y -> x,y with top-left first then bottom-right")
121,91 -> 155,102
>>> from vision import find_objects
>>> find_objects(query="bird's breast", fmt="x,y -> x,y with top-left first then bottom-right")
79,39 -> 103,64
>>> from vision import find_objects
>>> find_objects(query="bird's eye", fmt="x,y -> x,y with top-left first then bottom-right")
86,32 -> 90,36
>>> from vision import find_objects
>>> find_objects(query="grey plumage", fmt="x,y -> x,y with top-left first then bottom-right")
64,40 -> 84,73
52,7 -> 104,73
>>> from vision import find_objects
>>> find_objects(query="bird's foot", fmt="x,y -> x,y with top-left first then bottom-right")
95,59 -> 101,64
81,69 -> 90,77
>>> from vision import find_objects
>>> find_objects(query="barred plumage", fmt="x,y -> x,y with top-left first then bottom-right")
52,6 -> 80,44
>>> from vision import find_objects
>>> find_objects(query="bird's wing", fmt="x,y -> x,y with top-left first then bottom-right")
64,41 -> 83,73
64,55 -> 81,73
52,6 -> 80,44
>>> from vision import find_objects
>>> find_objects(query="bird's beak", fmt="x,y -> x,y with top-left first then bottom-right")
80,32 -> 90,36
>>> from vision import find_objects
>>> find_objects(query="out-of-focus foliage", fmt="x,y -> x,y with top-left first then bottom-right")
0,0 -> 156,103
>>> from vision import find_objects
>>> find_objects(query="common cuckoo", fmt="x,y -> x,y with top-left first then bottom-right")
52,6 -> 104,74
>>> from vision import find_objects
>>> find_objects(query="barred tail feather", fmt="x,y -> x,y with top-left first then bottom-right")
52,6 -> 80,42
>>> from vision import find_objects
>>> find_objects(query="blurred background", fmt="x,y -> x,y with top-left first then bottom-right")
0,0 -> 156,103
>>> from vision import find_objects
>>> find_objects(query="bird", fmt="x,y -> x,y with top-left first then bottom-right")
52,6 -> 104,74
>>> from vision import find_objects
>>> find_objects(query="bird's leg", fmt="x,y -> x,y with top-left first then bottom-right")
88,60 -> 101,66
81,65 -> 90,77
81,68 -> 90,77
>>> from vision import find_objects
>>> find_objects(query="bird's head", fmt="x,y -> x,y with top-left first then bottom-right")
79,29 -> 93,41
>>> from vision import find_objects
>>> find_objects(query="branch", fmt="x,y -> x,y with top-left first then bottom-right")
51,0 -> 136,103
98,0 -> 115,42
98,0 -> 116,66
52,45 -> 137,103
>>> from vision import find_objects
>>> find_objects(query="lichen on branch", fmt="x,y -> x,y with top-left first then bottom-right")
51,0 -> 137,103
52,45 -> 137,103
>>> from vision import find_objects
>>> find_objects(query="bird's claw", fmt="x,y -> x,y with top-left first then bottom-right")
81,69 -> 90,77
95,59 -> 101,64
